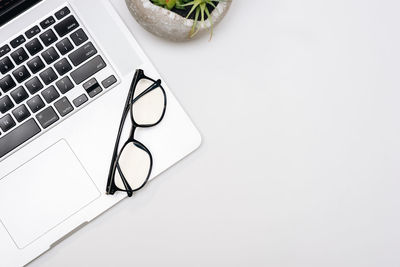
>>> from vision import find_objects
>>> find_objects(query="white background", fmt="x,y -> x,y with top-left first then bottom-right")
32,0 -> 400,266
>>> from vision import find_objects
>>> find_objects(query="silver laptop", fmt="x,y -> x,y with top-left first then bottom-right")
0,0 -> 201,265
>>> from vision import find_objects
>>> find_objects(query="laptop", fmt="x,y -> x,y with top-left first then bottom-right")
0,0 -> 201,265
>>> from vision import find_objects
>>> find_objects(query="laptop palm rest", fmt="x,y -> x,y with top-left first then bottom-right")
0,139 -> 100,249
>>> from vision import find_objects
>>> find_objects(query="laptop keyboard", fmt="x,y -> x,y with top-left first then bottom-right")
0,5 -> 118,159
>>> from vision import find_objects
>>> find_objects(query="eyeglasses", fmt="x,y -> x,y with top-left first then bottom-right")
106,69 -> 167,197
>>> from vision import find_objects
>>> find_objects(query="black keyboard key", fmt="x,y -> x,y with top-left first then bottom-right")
40,29 -> 58,46
72,94 -> 88,107
0,114 -> 16,132
88,86 -> 102,98
0,95 -> 14,114
70,29 -> 88,46
36,106 -> 59,129
54,97 -> 73,117
12,65 -> 31,83
0,118 -> 41,157
25,77 -> 43,94
55,76 -> 74,94
27,95 -> 45,113
68,42 -> 97,66
0,75 -> 16,93
10,86 -> 29,104
11,47 -> 29,65
41,47 -> 60,64
25,26 -> 41,39
83,78 -> 102,98
70,55 -> 106,84
40,16 -> 56,29
0,119 -> 41,158
27,56 -> 45,74
102,75 -> 117,89
25,38 -> 43,56
56,38 -> 74,55
39,67 -> 58,85
55,6 -> 70,20
0,44 -> 11,57
83,78 -> 96,90
0,56 -> 14,74
10,35 -> 26,48
54,58 -> 72,76
41,85 -> 60,103
54,15 -> 79,37
12,105 -> 30,122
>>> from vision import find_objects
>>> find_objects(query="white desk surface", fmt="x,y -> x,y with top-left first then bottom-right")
31,0 -> 400,266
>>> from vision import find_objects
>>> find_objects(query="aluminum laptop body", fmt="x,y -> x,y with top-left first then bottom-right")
0,0 -> 201,266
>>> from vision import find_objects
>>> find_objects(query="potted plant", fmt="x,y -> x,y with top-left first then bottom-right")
125,0 -> 232,41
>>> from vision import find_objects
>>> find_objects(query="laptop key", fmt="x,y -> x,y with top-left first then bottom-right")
70,29 -> 88,46
0,44 -> 11,57
102,75 -> 117,89
36,106 -> 59,129
25,38 -> 44,56
27,56 -> 45,74
11,47 -> 29,65
10,86 -> 29,104
12,65 -> 31,83
41,47 -> 60,64
0,56 -> 15,74
83,78 -> 102,98
12,105 -> 30,122
39,67 -> 58,85
54,15 -> 79,37
40,16 -> 56,29
54,58 -> 72,76
70,55 -> 106,84
25,77 -> 44,94
54,97 -> 73,117
10,35 -> 26,48
25,26 -> 41,39
56,38 -> 74,55
0,95 -> 14,114
0,119 -> 41,158
41,86 -> 60,103
27,95 -> 45,113
0,75 -> 16,93
40,29 -> 58,46
68,42 -> 97,66
72,94 -> 88,107
55,6 -> 70,20
55,76 -> 74,94
0,114 -> 16,132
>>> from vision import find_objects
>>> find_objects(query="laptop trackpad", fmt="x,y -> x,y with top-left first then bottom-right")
0,140 -> 100,248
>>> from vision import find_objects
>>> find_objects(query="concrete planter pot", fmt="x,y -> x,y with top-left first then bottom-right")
125,0 -> 232,42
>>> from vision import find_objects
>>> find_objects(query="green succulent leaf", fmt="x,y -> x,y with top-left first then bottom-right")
150,0 -> 226,39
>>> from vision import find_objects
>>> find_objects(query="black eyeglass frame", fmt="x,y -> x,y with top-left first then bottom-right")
106,69 -> 167,197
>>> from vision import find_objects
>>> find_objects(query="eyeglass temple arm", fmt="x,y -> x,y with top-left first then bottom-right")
117,163 -> 134,197
106,69 -> 143,194
131,79 -> 162,105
